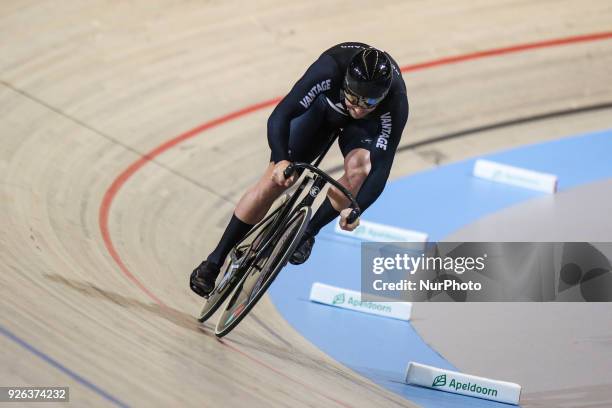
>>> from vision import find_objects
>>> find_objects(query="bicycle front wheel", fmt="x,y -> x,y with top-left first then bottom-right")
198,206 -> 279,323
214,206 -> 311,337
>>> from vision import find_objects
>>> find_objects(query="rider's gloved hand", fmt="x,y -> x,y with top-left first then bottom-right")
271,160 -> 296,188
339,208 -> 360,231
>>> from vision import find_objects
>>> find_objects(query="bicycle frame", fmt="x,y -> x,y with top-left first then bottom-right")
204,131 -> 363,330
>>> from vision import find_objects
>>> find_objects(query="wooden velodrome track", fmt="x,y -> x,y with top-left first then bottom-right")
1,1 -> 611,407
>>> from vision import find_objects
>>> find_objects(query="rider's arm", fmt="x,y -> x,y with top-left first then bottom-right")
267,55 -> 339,163
305,95 -> 409,236
354,94 -> 409,212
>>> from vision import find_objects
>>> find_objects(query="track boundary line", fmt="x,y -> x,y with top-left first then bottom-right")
0,324 -> 130,408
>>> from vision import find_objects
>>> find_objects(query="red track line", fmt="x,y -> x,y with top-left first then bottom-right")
99,157 -> 166,305
98,31 -> 612,406
402,31 -> 612,72
145,97 -> 282,161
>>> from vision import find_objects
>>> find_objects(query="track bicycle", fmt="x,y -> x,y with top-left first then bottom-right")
197,132 -> 360,337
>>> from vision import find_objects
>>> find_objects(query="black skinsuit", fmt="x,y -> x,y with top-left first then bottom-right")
267,42 -> 409,214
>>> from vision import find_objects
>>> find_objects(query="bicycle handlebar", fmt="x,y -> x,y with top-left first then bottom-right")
283,162 -> 361,224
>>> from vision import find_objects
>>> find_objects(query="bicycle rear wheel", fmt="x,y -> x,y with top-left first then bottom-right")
214,206 -> 311,337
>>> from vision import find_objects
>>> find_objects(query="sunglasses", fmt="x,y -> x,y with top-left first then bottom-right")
343,88 -> 385,109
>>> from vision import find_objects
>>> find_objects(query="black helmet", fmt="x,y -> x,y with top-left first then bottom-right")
344,48 -> 393,106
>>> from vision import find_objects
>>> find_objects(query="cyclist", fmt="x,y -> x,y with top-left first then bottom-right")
190,42 -> 409,297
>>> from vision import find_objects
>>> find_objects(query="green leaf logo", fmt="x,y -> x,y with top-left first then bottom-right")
332,293 -> 345,305
432,374 -> 447,387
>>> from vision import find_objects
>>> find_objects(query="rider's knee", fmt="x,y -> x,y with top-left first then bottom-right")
254,176 -> 285,201
344,149 -> 371,188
